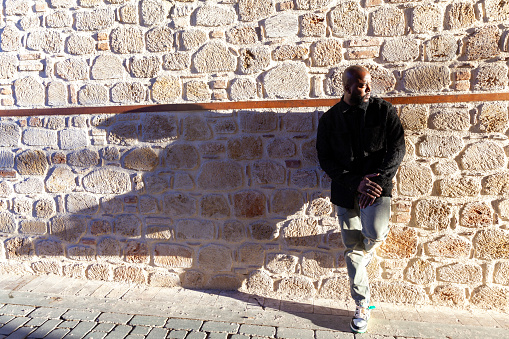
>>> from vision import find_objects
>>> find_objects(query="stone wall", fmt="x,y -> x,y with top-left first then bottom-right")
0,0 -> 509,310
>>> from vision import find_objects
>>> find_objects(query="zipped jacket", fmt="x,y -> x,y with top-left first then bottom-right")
316,96 -> 405,209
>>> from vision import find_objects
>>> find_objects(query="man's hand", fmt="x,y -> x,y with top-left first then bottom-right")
357,173 -> 382,208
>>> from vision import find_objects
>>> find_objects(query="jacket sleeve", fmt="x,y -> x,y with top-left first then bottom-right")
316,113 -> 362,193
371,105 -> 406,188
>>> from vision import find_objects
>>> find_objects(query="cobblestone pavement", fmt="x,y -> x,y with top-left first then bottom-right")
0,274 -> 507,339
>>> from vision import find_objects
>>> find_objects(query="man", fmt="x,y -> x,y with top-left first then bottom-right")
316,65 -> 405,333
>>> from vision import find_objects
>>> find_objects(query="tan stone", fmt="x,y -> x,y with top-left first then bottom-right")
67,245 -> 95,261
227,136 -> 262,160
485,0 -> 509,22
0,122 -> 20,147
107,121 -> 138,146
403,66 -> 450,93
494,262 -> 509,285
470,285 -> 508,310
201,195 -> 230,219
424,35 -> 458,62
5,0 -> 30,15
124,147 -> 158,171
152,243 -> 192,268
252,160 -> 285,185
265,13 -> 299,38
181,270 -> 205,289
478,103 -> 508,133
264,62 -> 309,99
437,263 -> 482,284
145,26 -> 173,52
207,275 -> 240,290
245,270 -> 273,294
474,229 -> 509,259
238,243 -> 264,265
445,2 -> 476,29
238,0 -> 274,22
5,237 -> 33,259
412,4 -> 442,34
363,64 -> 396,94
78,84 -> 108,105
371,280 -> 425,304
46,11 -> 72,28
371,7 -> 404,36
312,39 -> 342,67
379,226 -> 418,259
282,218 -> 321,247
68,149 -> 99,167
76,8 -> 114,31
271,189 -> 303,215
111,82 -> 145,104
83,168 -> 131,194
496,199 -> 509,220
176,219 -> 214,240
184,81 -> 210,101
0,212 -> 15,233
31,261 -> 61,275
119,4 -> 138,24
110,26 -> 144,54
483,172 -> 509,195
16,150 -> 48,176
319,276 -> 350,300
130,56 -> 160,78
141,0 -> 168,26
14,76 -> 45,107
460,202 -> 492,228
431,285 -> 466,306
300,13 -> 326,37
302,251 -> 334,279
466,26 -> 500,60
250,220 -> 276,240
277,276 -> 315,300
195,5 -> 235,26
19,16 -> 41,31
183,115 -> 212,141
162,193 -> 197,217
415,199 -> 451,230
86,263 -> 111,281
405,259 -> 435,285
180,29 -> 207,50
63,264 -> 86,279
418,135 -> 463,158
239,47 -> 270,74
162,52 -> 190,70
266,253 -> 298,274
381,37 -> 419,62
226,26 -> 259,45
91,55 -> 124,80
474,64 -> 509,91
198,244 -> 232,272
198,160 -> 243,190
0,55 -> 17,79
430,110 -> 470,131
267,138 -> 296,158
26,31 -> 62,53
398,163 -> 433,197
193,42 -> 236,73
329,2 -> 367,37
152,76 -> 181,103
51,215 -> 87,243
1,25 -> 21,52
460,142 -> 505,171
113,214 -> 142,237
272,45 -> 308,61
97,237 -> 121,259
45,166 -> 76,193
113,266 -> 146,284
66,193 -> 98,214
233,190 -> 266,218
222,220 -> 245,242
163,144 -> 199,169
47,81 -> 67,106
400,105 -> 428,131
13,197 -> 32,217
19,220 -> 46,235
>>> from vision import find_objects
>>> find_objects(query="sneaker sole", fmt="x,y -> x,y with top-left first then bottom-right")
350,321 -> 367,334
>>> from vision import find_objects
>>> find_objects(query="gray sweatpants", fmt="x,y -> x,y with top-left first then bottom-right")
336,196 -> 391,306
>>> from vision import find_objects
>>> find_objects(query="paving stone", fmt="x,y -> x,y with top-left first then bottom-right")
83,332 -> 107,339
0,317 -> 30,335
129,315 -> 167,327
29,307 -> 68,319
207,333 -> 228,339
103,325 -> 132,339
146,327 -> 169,338
58,321 -> 79,328
276,327 -> 315,339
165,319 -> 202,331
0,305 -> 35,316
62,310 -> 100,322
0,316 -> 14,325
92,323 -> 116,332
64,321 -> 96,337
230,335 -> 250,339
167,329 -> 188,338
7,325 -> 35,338
45,328 -> 71,339
24,318 -> 61,338
185,331 -> 207,339
239,324 -> 276,337
201,321 -> 239,333
25,317 -> 47,326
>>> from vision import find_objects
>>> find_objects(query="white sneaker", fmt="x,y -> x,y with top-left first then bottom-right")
350,304 -> 372,333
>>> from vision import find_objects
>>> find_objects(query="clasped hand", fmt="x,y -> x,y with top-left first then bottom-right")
357,173 -> 382,209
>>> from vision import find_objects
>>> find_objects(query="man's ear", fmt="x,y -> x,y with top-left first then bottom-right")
344,84 -> 351,94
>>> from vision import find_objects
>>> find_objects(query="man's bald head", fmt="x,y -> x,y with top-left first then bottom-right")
342,65 -> 370,88
342,65 -> 372,106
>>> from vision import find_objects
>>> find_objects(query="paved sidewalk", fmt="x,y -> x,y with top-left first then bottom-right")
0,274 -> 507,339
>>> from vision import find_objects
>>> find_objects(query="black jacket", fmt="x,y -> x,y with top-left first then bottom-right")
316,96 -> 405,209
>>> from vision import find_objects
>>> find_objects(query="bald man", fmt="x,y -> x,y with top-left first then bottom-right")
316,65 -> 405,333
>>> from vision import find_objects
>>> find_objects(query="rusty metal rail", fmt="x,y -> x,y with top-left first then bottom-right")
1,92 -> 509,117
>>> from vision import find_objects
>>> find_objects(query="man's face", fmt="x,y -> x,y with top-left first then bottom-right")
345,72 -> 371,106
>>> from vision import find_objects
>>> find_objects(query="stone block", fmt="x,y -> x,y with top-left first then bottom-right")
0,122 -> 20,147
91,55 -> 124,80
49,0 -> 76,7
474,63 -> 508,90
78,84 -> 108,105
46,166 -> 76,192
47,81 -> 67,106
282,218 -> 321,247
483,172 -> 509,195
364,64 -> 397,94
97,237 -> 121,259
56,58 -> 89,81
113,266 -> 146,284
5,237 -> 33,258
290,169 -> 317,188
146,26 -> 174,52
266,253 -> 297,274
67,245 -> 95,261
162,52 -> 190,70
238,0 -> 274,22
470,285 -> 508,310
124,241 -> 149,264
474,229 -> 509,259
460,202 -> 492,228
311,39 -> 342,67
151,76 -> 181,103
149,271 -> 179,287
277,276 -> 315,300
197,160 -> 243,190
431,285 -> 466,306
379,226 -> 417,259
184,81 -> 210,101
68,149 -> 99,167
86,264 -> 112,281
430,110 -> 470,131
264,62 -> 309,99
19,16 -> 41,31
83,168 -> 131,194
227,136 -> 262,160
301,251 -> 334,279
238,243 -> 264,265
176,219 -> 215,240
426,235 -> 470,259
13,197 -> 32,216
114,214 -> 142,237
445,2 -> 476,29
110,26 -> 144,54
119,4 -> 138,24
398,163 -> 433,197
300,13 -> 325,37
183,115 -> 212,140
229,78 -> 257,100
163,144 -> 198,170
485,0 -> 509,21
14,76 -> 45,106
76,8 -> 114,31
124,147 -> 158,171
478,102 -> 508,133
250,220 -> 276,240
180,29 -> 207,51
264,13 -> 298,38
0,55 -> 17,79
16,150 -> 48,176
405,259 -> 435,285
5,0 -> 30,15
130,56 -> 160,78
14,177 -> 44,195
222,220 -> 245,242
22,128 -> 57,147
239,47 -> 270,74
162,193 -> 197,217
193,42 -> 236,73
319,276 -> 350,300
415,199 -> 451,230
0,181 -> 13,197
329,2 -> 366,37
403,65 -> 450,93
272,45 -> 308,61
381,37 -> 419,62
371,6 -> 404,36
400,105 -> 428,131
46,11 -> 72,28
466,26 -> 500,60
418,135 -> 463,158
66,193 -> 99,214
59,129 -> 88,150
108,121 -> 139,145
233,190 -> 266,218
51,215 -> 87,243
201,194 -> 229,219
245,270 -> 273,294
460,141 -> 505,171
32,261 -> 61,275
111,82 -> 145,104
371,280 -> 425,304
494,262 -> 509,285
20,220 -> 47,235
1,25 -> 21,52
270,189 -> 303,215
496,199 -> 509,220
226,26 -> 259,44
90,219 -> 111,235
251,160 -> 285,185
154,244 -> 193,267
437,263 -> 482,284
198,244 -> 232,272
199,141 -> 225,155
412,4 -> 442,34
195,5 -> 235,26
141,0 -> 168,26
0,212 -> 15,233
